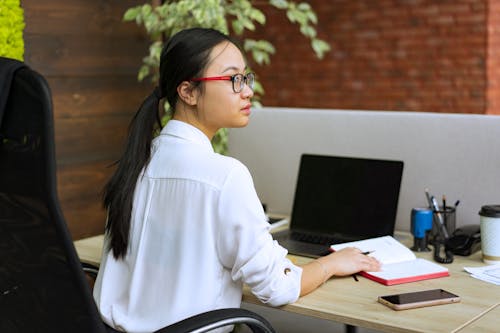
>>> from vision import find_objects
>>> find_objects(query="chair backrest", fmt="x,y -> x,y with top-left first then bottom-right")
0,57 -> 106,333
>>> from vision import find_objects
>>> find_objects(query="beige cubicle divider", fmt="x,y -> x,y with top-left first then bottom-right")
228,107 -> 500,232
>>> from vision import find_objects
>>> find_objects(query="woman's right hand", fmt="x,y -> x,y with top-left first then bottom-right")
322,246 -> 381,276
300,247 -> 381,296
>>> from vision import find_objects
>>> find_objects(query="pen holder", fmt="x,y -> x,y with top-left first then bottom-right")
431,206 -> 456,240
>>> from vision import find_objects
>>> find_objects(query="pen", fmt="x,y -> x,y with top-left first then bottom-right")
425,188 -> 433,208
431,195 -> 449,238
442,195 -> 447,233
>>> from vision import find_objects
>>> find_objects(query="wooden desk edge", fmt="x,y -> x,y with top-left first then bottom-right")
74,232 -> 498,333
452,302 -> 500,333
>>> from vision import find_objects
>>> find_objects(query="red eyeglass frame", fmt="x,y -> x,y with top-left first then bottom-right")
190,75 -> 234,83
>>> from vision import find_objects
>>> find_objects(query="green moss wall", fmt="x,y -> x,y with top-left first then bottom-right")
0,0 -> 25,61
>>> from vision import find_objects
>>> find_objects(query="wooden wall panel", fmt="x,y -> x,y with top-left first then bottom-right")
23,1 -> 144,36
23,0 -> 148,76
24,34 -> 147,76
57,160 -> 115,239
23,0 -> 151,239
54,115 -> 131,163
48,76 -> 149,162
48,76 -> 148,118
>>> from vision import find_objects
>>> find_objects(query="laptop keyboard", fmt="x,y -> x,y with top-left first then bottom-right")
291,231 -> 339,246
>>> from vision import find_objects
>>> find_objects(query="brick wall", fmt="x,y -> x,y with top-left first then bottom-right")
487,0 -> 500,114
247,0 -> 493,114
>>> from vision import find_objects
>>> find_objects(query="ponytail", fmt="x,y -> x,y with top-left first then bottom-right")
103,88 -> 162,259
103,28 -> 236,259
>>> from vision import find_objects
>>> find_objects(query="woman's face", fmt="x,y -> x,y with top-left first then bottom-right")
192,41 -> 254,138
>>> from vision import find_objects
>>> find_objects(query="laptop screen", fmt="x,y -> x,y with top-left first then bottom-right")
290,154 -> 404,241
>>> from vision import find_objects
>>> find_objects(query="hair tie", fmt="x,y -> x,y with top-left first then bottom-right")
153,87 -> 162,99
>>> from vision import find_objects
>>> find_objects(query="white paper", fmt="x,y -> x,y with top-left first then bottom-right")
464,264 -> 500,286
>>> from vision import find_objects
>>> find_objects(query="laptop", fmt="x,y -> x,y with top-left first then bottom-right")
273,154 -> 404,257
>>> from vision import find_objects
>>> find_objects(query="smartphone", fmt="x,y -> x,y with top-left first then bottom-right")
378,289 -> 460,311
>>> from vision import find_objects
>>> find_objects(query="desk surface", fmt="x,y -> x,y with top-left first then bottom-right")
455,303 -> 499,333
74,232 -> 499,333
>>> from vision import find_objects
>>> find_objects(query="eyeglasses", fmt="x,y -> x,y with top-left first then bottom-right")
191,73 -> 255,93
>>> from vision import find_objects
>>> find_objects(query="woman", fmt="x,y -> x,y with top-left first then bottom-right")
93,27 -> 380,333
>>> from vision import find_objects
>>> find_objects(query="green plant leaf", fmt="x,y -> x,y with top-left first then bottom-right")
123,7 -> 140,21
270,0 -> 289,9
252,80 -> 264,95
306,10 -> 318,24
141,4 -> 152,17
257,41 -> 275,54
138,65 -> 150,82
252,50 -> 270,65
232,20 -> 244,35
243,39 -> 275,55
250,8 -> 266,25
241,17 -> 256,31
212,128 -> 228,154
286,10 -> 297,23
300,25 -> 316,38
311,39 -> 331,59
297,2 -> 311,11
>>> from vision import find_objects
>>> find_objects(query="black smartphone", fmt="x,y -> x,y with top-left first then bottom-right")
378,289 -> 460,311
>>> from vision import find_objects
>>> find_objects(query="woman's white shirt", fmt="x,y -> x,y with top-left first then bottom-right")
93,120 -> 302,333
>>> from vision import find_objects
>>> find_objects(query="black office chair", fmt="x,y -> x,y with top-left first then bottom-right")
0,57 -> 276,333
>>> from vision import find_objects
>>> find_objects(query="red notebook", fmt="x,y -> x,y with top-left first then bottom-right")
331,236 -> 449,286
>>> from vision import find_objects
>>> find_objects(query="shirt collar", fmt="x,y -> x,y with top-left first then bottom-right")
159,120 -> 214,152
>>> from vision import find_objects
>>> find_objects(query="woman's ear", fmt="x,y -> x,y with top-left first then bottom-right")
177,81 -> 198,106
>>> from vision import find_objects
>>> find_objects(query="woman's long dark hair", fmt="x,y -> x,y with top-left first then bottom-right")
103,28 -> 236,259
